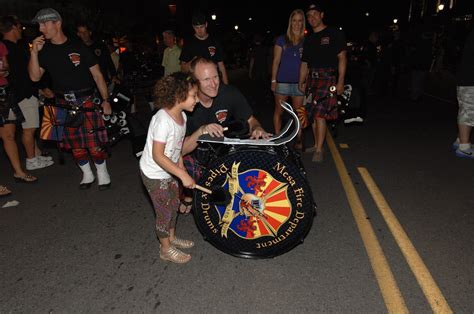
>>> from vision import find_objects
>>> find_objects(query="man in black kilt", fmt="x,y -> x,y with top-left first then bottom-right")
28,8 -> 113,190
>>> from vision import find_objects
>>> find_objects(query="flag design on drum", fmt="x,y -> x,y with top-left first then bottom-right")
216,162 -> 292,240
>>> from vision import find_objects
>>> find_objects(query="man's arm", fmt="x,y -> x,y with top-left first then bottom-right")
28,36 -> 46,82
90,64 -> 112,114
182,123 -> 224,156
217,61 -> 229,84
248,115 -> 271,139
336,50 -> 347,95
298,61 -> 308,93
102,45 -> 118,83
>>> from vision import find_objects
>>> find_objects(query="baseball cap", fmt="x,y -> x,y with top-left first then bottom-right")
32,8 -> 62,23
306,3 -> 324,14
192,12 -> 207,26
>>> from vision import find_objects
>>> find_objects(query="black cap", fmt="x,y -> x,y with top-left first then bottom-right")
192,12 -> 207,26
306,3 -> 324,14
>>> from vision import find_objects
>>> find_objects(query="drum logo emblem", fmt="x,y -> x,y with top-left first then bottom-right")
215,162 -> 292,240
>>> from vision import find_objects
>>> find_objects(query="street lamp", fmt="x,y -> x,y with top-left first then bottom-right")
365,12 -> 370,17
393,18 -> 398,24
211,14 -> 217,21
248,17 -> 252,21
234,25 -> 239,30
438,4 -> 445,11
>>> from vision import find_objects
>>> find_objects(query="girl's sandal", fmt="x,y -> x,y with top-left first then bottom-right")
170,236 -> 194,249
179,198 -> 193,214
13,174 -> 38,183
0,185 -> 12,197
159,246 -> 191,264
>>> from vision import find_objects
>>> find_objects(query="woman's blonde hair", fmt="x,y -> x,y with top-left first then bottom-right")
285,9 -> 305,46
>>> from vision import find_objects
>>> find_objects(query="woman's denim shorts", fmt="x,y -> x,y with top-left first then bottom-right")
275,83 -> 304,97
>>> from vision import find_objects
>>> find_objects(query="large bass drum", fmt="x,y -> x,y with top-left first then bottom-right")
193,145 -> 316,258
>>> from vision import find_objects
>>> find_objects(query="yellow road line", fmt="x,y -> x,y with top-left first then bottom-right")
358,167 -> 453,313
326,133 -> 408,313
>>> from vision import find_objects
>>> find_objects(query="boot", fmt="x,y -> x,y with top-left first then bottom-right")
95,160 -> 111,190
79,162 -> 95,189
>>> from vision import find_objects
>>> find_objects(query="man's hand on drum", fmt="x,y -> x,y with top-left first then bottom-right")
200,123 -> 224,137
250,126 -> 272,140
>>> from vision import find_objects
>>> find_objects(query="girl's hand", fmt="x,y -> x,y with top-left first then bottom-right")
181,173 -> 195,189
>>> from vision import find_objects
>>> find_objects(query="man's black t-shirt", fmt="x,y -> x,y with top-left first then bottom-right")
302,26 -> 346,69
87,41 -> 117,82
186,84 -> 252,136
2,39 -> 34,102
457,30 -> 474,86
179,35 -> 224,64
38,39 -> 97,91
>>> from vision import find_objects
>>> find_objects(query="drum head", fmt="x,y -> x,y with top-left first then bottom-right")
194,148 -> 315,258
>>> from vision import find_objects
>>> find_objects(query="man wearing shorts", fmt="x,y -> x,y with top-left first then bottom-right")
0,15 -> 54,170
454,30 -> 474,159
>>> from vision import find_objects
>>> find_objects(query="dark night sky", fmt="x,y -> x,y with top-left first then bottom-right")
4,0 -> 472,41
105,0 -> 416,41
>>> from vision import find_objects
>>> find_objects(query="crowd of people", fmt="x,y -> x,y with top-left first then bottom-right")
1,3 -> 472,264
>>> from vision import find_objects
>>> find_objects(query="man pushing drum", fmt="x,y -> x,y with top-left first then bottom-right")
181,57 -> 271,210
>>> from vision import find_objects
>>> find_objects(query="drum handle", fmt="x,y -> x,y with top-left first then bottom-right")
194,184 -> 212,194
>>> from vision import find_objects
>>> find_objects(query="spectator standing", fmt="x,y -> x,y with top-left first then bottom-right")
76,23 -> 118,85
1,15 -> 54,170
179,12 -> 229,84
454,29 -> 474,159
162,30 -> 181,76
270,9 -> 305,149
298,3 -> 347,162
0,40 -> 37,183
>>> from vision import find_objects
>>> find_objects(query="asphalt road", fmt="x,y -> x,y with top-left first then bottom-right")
1,70 -> 473,312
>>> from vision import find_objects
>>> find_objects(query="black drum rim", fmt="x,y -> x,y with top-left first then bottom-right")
193,147 -> 316,259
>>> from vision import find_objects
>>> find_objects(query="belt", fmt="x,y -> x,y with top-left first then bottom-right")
55,87 -> 95,101
310,69 -> 336,79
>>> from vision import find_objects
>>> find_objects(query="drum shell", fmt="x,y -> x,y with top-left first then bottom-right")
194,146 -> 316,258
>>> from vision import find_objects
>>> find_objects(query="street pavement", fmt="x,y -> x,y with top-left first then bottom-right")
0,69 -> 473,312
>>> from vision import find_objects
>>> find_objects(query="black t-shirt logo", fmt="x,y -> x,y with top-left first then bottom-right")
321,37 -> 330,45
208,46 -> 216,57
94,49 -> 102,57
215,109 -> 228,123
68,53 -> 81,67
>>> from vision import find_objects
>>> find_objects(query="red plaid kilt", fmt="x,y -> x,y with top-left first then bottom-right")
304,68 -> 337,121
58,96 -> 108,150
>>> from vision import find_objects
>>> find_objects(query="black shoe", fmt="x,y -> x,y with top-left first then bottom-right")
79,180 -> 95,190
98,182 -> 111,191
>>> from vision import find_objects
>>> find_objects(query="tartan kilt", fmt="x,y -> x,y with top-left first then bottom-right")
58,96 -> 108,150
304,68 -> 338,121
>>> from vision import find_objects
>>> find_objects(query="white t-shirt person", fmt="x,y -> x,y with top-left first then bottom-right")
140,109 -> 186,179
